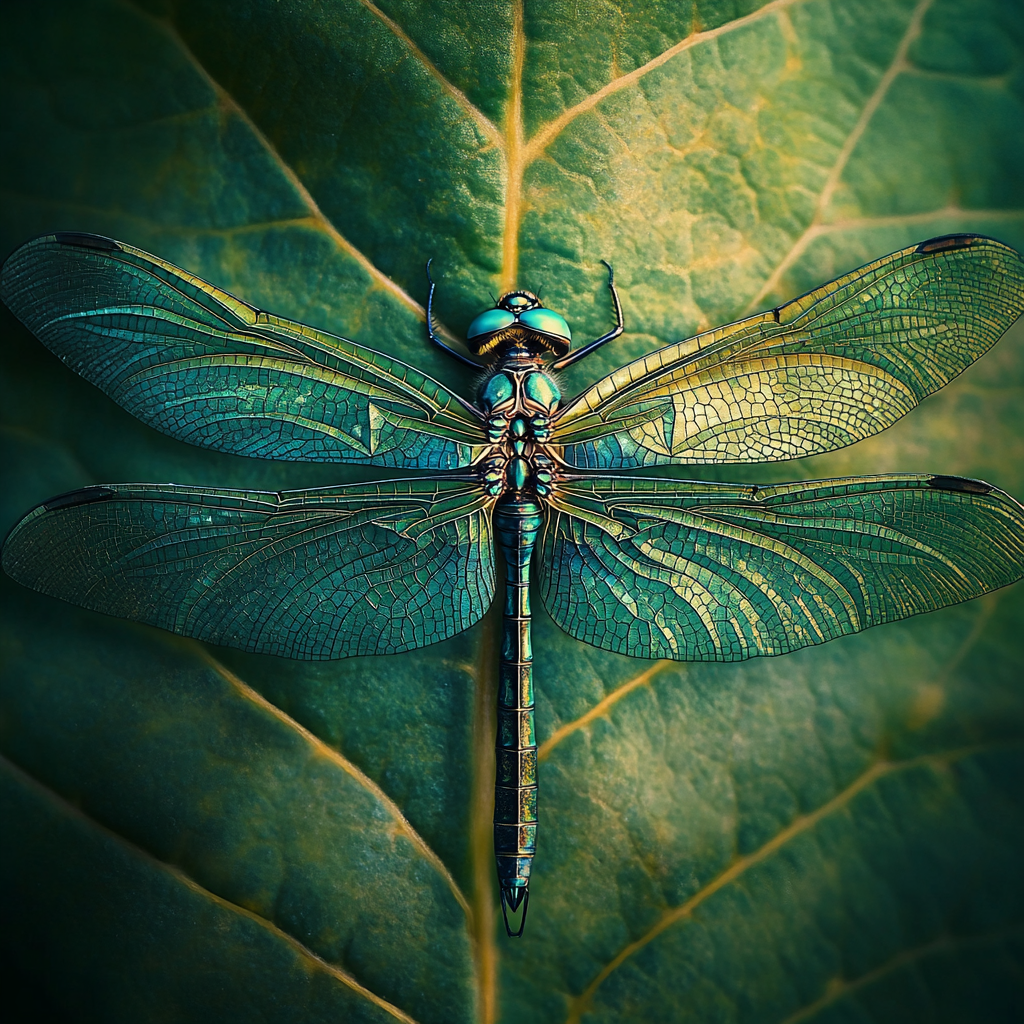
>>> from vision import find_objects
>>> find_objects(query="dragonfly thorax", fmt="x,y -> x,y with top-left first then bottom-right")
478,366 -> 562,498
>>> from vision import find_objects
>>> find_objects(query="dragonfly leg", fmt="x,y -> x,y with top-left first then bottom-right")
425,260 -> 481,369
550,260 -> 624,371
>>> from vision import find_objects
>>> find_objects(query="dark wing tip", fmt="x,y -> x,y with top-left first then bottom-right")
915,234 -> 992,254
42,486 -> 118,511
53,231 -> 121,251
927,475 -> 993,495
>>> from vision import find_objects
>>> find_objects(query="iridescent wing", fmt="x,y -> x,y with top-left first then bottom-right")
553,236 -> 1024,469
2,478 -> 495,659
540,475 -> 1024,661
0,234 -> 487,469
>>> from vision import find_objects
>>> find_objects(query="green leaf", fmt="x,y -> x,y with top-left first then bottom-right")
2,1 -> 1023,1022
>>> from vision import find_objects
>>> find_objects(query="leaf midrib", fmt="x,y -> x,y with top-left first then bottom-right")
134,0 -> 839,309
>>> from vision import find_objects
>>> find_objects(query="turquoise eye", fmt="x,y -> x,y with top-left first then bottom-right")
520,307 -> 571,341
466,308 -> 515,339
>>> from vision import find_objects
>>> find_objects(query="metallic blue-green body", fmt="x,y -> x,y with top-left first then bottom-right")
493,497 -> 542,901
479,362 -> 562,924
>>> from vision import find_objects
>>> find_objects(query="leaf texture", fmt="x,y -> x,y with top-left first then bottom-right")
2,1 -> 1024,1022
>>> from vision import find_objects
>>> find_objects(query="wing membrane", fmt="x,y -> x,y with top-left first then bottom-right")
554,236 -> 1024,468
540,474 -> 1024,661
0,234 -> 486,469
2,478 -> 496,659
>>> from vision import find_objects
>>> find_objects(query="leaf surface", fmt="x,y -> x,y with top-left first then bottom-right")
2,1 -> 1023,1022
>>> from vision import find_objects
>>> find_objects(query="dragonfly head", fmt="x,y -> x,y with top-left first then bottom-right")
465,291 -> 572,360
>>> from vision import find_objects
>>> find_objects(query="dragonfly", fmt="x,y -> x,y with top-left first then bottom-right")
3,231 -> 1024,937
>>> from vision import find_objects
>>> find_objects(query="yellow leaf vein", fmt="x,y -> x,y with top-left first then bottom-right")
198,648 -> 472,923
469,604 -> 502,1024
134,4 -> 432,324
522,0 -> 808,164
501,0 -> 527,292
0,753 -> 422,1024
747,0 -> 936,312
564,740 -> 1023,1024
537,660 -> 674,761
779,922 -> 1024,1024
356,0 -> 503,149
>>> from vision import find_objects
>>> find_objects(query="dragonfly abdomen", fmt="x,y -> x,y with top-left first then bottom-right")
493,495 -> 542,936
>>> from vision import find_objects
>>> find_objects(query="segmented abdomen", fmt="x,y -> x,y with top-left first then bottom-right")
493,497 -> 541,906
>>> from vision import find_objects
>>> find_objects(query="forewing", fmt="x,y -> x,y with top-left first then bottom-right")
2,478 -> 496,659
553,236 -> 1024,469
540,475 -> 1024,661
0,234 -> 486,469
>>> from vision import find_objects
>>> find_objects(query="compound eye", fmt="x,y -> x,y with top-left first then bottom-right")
466,308 -> 515,340
520,307 -> 571,341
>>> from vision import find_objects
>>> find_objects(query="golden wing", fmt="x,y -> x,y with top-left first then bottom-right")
553,236 -> 1024,468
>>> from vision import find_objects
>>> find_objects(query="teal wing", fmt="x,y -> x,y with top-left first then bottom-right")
2,478 -> 496,659
540,475 -> 1024,661
0,234 -> 486,469
553,236 -> 1024,469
